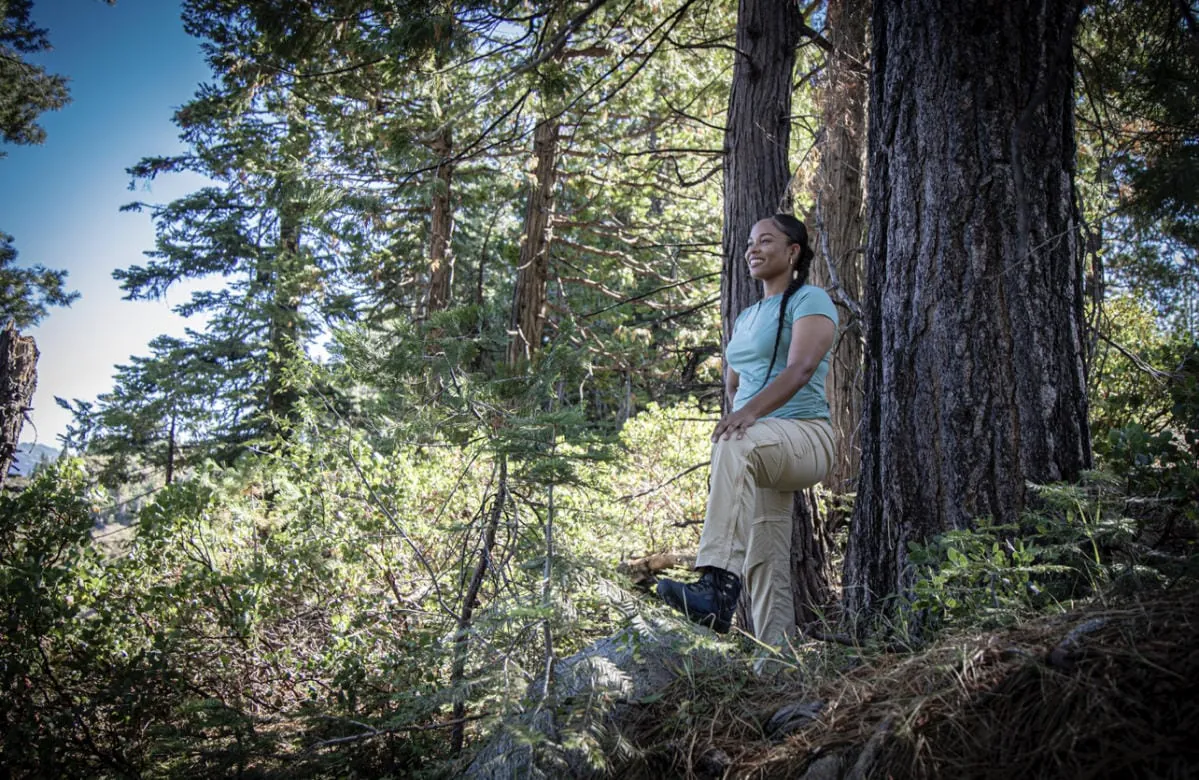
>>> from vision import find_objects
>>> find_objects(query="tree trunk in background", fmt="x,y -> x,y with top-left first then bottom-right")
721,0 -> 801,349
265,205 -> 302,438
807,0 -> 869,496
0,323 -> 37,490
507,117 -> 559,367
451,456 -> 507,754
165,412 -> 177,486
723,0 -> 835,629
426,127 -> 455,314
844,0 -> 1092,631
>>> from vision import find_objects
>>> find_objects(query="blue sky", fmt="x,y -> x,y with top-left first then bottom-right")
4,0 -> 211,447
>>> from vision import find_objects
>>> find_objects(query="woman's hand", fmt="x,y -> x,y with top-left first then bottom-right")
712,408 -> 759,441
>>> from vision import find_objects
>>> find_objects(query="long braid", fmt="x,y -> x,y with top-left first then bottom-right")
756,214 -> 815,394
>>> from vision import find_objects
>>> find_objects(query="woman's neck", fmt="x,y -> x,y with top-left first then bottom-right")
762,278 -> 792,297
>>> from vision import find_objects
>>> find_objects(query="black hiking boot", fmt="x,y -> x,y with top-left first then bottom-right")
656,567 -> 742,634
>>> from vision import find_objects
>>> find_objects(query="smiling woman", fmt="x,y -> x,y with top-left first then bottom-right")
1,0 -> 211,448
656,213 -> 839,648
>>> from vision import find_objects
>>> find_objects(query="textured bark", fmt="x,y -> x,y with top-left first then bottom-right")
789,487 -> 836,625
426,127 -> 455,314
0,323 -> 37,489
844,0 -> 1092,627
507,117 -> 559,367
721,0 -> 801,347
807,0 -> 869,495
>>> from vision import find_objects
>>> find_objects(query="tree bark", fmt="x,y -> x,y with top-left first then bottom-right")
507,117 -> 560,367
807,0 -> 869,495
844,0 -> 1092,629
721,0 -> 801,348
165,411 -> 177,486
0,322 -> 37,490
426,126 -> 455,314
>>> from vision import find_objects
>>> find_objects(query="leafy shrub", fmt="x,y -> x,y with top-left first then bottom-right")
1097,342 -> 1199,526
907,476 -> 1140,630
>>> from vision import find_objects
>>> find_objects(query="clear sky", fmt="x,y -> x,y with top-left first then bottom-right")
5,0 -> 212,448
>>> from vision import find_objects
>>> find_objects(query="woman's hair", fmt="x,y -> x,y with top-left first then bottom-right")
757,213 -> 815,392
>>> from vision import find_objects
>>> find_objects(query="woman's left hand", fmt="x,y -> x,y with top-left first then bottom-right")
712,409 -> 759,441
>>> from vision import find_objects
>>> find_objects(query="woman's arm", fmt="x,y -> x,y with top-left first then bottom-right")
725,364 -> 740,404
711,314 -> 835,441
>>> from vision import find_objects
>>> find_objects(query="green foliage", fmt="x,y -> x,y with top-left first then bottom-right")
1097,342 -> 1199,520
907,477 -> 1141,630
0,460 -> 169,778
1089,295 -> 1187,435
1080,0 -> 1199,250
1076,0 -> 1199,330
0,231 -> 78,328
0,0 -> 69,154
2,374 -> 726,776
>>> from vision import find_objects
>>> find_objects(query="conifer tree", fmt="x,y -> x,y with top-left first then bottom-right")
1077,0 -> 1199,330
0,3 -> 80,327
0,234 -> 77,328
0,0 -> 68,154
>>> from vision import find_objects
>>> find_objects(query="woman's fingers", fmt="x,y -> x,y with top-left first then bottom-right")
712,413 -> 755,441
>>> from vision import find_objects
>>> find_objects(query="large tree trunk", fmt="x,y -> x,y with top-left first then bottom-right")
0,323 -> 37,489
844,0 -> 1092,629
426,127 -> 455,314
807,0 -> 869,496
507,117 -> 559,367
722,0 -> 835,629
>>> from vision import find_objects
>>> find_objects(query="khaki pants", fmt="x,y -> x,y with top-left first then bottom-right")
695,417 -> 835,647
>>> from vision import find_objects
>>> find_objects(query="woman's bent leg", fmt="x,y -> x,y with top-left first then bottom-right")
663,418 -> 834,636
695,418 -> 833,574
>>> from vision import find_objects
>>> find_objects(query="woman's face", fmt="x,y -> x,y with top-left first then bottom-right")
745,219 -> 796,284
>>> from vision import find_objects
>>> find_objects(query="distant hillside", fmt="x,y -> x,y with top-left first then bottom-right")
10,442 -> 60,477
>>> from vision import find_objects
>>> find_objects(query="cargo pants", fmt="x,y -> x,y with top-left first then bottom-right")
694,417 -> 835,647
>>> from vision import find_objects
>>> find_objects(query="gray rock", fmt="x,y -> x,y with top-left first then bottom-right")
463,612 -> 726,779
766,699 -> 825,740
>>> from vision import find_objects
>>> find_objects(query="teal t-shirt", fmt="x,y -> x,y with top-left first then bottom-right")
726,285 -> 838,420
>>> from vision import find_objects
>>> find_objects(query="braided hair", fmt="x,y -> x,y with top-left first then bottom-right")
756,213 -> 815,393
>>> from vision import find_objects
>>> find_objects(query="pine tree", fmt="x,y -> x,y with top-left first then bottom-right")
1,3 -> 81,328
0,0 -> 69,154
0,234 -> 77,328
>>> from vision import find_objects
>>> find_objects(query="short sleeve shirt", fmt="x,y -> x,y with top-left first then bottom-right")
726,285 -> 838,420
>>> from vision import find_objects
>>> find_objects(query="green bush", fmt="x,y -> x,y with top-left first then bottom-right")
907,477 -> 1140,630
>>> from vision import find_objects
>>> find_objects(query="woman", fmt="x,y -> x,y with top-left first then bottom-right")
657,213 -> 837,647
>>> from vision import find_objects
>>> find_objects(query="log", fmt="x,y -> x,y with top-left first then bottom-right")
0,321 -> 38,489
616,551 -> 695,588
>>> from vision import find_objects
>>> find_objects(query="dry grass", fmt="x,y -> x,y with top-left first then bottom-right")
614,583 -> 1199,779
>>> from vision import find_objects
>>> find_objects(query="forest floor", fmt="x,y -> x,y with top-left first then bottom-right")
610,581 -> 1199,779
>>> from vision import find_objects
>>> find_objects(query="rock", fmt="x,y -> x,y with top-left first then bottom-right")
800,750 -> 846,780
695,746 -> 731,778
766,699 -> 825,740
463,613 -> 725,779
